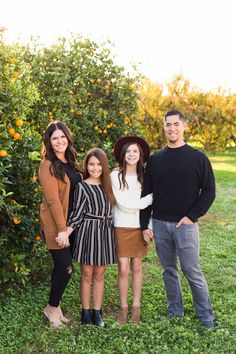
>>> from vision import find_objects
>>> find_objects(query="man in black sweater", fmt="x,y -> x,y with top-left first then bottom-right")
140,110 -> 216,328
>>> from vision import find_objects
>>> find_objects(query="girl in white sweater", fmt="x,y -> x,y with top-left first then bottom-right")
111,136 -> 152,324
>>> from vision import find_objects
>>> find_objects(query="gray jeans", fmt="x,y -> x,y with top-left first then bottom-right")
152,219 -> 215,322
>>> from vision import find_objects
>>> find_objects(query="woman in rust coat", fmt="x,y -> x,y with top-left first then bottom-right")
39,121 -> 82,328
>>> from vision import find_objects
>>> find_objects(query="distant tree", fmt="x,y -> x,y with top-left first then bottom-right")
138,74 -> 236,151
138,78 -> 165,150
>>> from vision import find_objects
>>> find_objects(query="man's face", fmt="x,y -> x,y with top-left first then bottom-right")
164,115 -> 186,145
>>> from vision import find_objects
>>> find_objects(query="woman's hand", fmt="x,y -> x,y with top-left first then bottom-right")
56,231 -> 70,248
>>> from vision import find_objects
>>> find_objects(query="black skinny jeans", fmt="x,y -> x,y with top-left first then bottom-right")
49,247 -> 72,307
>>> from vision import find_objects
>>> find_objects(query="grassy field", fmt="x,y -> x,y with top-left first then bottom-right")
0,150 -> 236,354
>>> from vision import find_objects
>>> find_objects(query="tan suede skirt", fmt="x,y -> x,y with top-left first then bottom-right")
115,227 -> 148,257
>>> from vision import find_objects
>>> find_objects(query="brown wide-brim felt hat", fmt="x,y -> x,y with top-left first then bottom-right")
113,136 -> 150,163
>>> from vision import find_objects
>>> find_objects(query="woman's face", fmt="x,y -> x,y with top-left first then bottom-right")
87,156 -> 102,179
125,143 -> 140,166
50,129 -> 68,155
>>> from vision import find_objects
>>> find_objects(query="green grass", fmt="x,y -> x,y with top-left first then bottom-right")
0,150 -> 236,354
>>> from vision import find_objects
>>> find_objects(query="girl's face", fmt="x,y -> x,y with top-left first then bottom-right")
125,143 -> 140,166
50,129 -> 68,155
87,156 -> 102,179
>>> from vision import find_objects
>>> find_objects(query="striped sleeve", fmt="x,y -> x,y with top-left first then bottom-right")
67,184 -> 87,229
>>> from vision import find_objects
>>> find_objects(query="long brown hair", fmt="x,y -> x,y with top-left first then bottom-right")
118,141 -> 144,190
83,148 -> 116,207
41,121 -> 81,180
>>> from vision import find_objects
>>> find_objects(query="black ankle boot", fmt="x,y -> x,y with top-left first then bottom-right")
92,309 -> 105,327
81,309 -> 93,325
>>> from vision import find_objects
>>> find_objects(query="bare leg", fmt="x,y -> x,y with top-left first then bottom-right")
117,257 -> 130,323
92,266 -> 105,309
80,264 -> 94,309
118,257 -> 130,307
131,257 -> 142,306
131,257 -> 142,324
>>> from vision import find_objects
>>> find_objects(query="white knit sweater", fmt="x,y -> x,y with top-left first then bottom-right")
110,170 -> 153,228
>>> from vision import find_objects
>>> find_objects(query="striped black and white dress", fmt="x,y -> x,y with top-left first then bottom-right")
67,182 -> 116,266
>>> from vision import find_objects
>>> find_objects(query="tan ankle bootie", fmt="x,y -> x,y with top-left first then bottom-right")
131,305 -> 140,324
117,306 -> 128,324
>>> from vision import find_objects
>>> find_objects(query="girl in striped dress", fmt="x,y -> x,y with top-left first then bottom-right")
65,148 -> 116,327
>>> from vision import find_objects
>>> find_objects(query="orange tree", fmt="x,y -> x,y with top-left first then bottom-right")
0,34 -> 141,288
23,35 -> 141,163
0,38 -> 44,287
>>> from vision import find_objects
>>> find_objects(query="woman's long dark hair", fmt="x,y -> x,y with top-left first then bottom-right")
83,148 -> 116,207
118,141 -> 144,190
41,121 -> 81,181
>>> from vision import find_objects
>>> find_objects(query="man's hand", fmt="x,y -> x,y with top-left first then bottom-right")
176,216 -> 194,228
142,228 -> 154,244
56,231 -> 70,248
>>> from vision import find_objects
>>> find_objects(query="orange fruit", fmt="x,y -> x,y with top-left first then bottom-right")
34,235 -> 41,241
0,149 -> 7,157
10,199 -> 17,205
13,132 -> 21,140
34,188 -> 38,193
16,119 -> 23,128
12,216 -> 21,224
9,127 -> 15,136
31,176 -> 38,183
12,72 -> 20,79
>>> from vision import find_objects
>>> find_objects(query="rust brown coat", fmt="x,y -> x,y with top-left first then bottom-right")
39,159 -> 70,249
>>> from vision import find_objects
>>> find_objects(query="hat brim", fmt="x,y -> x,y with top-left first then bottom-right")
113,136 -> 150,163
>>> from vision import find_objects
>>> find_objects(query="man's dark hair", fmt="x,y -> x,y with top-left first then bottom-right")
164,110 -> 185,122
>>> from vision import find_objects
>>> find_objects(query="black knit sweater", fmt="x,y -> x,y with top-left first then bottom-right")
140,144 -> 215,229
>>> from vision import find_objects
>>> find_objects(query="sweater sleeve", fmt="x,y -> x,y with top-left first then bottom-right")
140,158 -> 153,230
39,160 -> 67,232
111,170 -> 152,212
115,192 -> 153,212
187,155 -> 216,222
67,184 -> 87,229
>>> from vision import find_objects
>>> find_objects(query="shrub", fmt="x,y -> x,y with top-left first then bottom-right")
0,34 -> 141,288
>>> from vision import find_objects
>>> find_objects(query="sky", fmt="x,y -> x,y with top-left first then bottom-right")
1,0 -> 236,92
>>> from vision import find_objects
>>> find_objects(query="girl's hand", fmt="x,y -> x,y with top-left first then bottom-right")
56,232 -> 70,248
